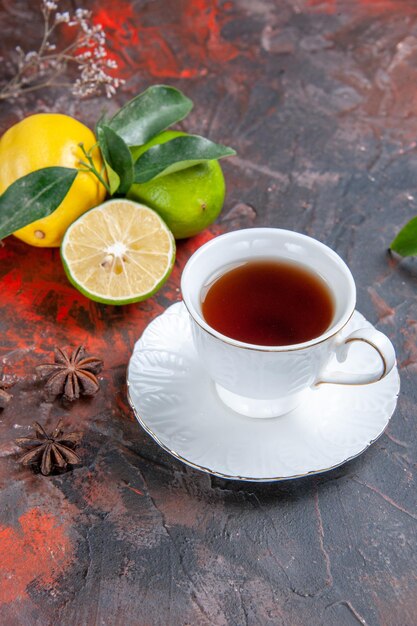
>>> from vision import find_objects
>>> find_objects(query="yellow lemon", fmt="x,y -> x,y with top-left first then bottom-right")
0,113 -> 107,247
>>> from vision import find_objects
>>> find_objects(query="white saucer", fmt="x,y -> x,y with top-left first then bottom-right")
127,302 -> 400,482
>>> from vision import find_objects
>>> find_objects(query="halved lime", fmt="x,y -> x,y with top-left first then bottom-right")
61,199 -> 175,304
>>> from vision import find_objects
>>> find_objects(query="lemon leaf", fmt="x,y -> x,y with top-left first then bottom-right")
108,85 -> 193,147
390,217 -> 417,256
105,163 -> 121,196
97,125 -> 133,195
133,135 -> 236,183
0,167 -> 77,240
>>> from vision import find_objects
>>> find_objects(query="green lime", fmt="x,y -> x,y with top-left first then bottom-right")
128,130 -> 226,239
61,199 -> 175,305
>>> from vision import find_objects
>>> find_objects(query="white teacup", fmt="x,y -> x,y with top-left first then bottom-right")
181,228 -> 396,418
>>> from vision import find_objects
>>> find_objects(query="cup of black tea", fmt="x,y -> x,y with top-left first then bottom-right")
181,228 -> 396,418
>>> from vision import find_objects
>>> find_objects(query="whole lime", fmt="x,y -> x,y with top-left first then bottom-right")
128,130 -> 226,239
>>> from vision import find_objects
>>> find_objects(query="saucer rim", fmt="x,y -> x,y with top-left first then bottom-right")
126,360 -> 401,483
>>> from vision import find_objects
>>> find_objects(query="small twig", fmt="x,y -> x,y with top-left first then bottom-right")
78,143 -> 111,194
0,0 -> 124,102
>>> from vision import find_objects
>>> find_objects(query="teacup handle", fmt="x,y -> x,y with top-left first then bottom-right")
316,327 -> 396,386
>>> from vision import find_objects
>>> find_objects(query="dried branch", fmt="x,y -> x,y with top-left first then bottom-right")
0,0 -> 124,102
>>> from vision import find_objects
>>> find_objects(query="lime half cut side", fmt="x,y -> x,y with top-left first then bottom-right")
61,199 -> 176,304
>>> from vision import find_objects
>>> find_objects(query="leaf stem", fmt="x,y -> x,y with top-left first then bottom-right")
78,143 -> 111,195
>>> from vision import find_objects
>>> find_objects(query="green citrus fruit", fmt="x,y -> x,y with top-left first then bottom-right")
0,113 -> 107,247
128,130 -> 226,239
61,199 -> 175,305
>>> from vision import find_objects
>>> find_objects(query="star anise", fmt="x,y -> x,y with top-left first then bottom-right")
16,420 -> 83,476
36,346 -> 103,402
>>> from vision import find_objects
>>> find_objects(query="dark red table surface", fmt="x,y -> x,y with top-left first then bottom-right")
1,1 -> 416,624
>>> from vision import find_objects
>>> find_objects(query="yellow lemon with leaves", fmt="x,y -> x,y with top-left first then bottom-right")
0,113 -> 107,247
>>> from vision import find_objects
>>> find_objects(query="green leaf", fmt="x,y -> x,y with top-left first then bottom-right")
96,123 -> 115,192
133,135 -> 236,183
94,111 -> 110,138
106,165 -> 121,196
0,167 -> 77,240
108,85 -> 193,147
390,216 -> 417,256
97,125 -> 133,195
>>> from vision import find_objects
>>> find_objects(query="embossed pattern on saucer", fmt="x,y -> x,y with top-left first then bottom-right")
127,303 -> 400,481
